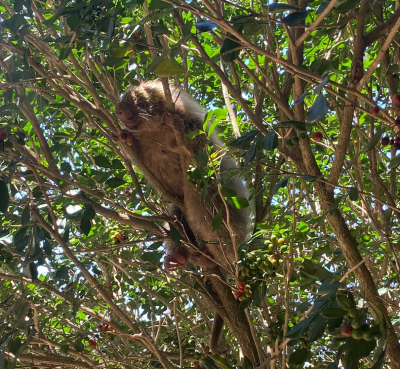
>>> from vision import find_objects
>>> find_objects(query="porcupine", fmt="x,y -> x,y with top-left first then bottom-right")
115,80 -> 250,354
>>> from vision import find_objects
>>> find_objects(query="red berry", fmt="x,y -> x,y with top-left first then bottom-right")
194,365 -> 201,369
0,130 -> 7,140
392,94 -> 400,105
312,132 -> 323,142
119,133 -> 128,141
233,290 -> 242,299
237,282 -> 245,292
341,324 -> 353,337
197,278 -> 204,285
126,133 -> 134,142
371,106 -> 379,116
88,339 -> 97,348
381,136 -> 390,146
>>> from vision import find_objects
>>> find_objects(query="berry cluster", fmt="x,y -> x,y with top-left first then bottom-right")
340,308 -> 381,341
61,281 -> 74,295
336,293 -> 382,341
380,136 -> 400,150
233,282 -> 252,301
0,129 -> 12,151
284,132 -> 307,148
238,235 -> 286,280
109,226 -> 127,244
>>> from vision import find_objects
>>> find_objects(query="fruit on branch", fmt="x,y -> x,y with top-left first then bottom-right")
381,136 -> 390,146
312,132 -> 323,142
0,130 -> 7,140
371,106 -> 380,116
340,324 -> 353,337
284,138 -> 294,148
392,94 -> 400,105
88,339 -> 97,348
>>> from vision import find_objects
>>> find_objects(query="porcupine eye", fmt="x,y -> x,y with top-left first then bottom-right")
137,101 -> 147,109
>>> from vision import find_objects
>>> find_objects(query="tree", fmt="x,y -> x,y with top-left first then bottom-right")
0,0 -> 400,368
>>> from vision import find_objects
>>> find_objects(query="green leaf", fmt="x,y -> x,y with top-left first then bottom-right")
285,314 -> 317,338
364,129 -> 385,152
185,129 -> 203,140
43,0 -> 70,25
1,14 -> 26,33
9,337 -> 21,355
294,91 -> 308,104
0,181 -> 9,213
154,59 -> 185,77
308,94 -> 329,122
227,197 -> 249,209
55,265 -> 69,281
265,3 -> 299,12
73,339 -> 84,353
389,155 -> 400,169
59,344 -> 70,355
244,143 -> 256,166
72,299 -> 81,316
279,120 -> 307,131
220,36 -> 241,62
14,227 -> 28,245
94,155 -> 112,168
16,302 -> 30,328
316,1 -> 329,14
212,207 -> 223,232
140,251 -> 163,262
60,162 -> 72,173
59,46 -> 71,60
309,314 -> 326,341
320,308 -> 347,319
336,0 -> 361,13
14,0 -> 23,12
315,76 -> 330,94
288,348 -> 311,366
273,176 -> 290,195
21,205 -> 30,227
262,130 -> 278,150
348,187 -> 359,201
229,130 -> 258,149
106,177 -> 126,188
111,159 -> 124,169
107,14 -> 115,40
243,356 -> 253,369
80,217 -> 91,236
281,11 -> 309,26
301,175 -> 322,182
371,349 -> 386,369
195,20 -> 218,32
29,263 -> 38,281
62,225 -> 70,243
83,203 -> 95,219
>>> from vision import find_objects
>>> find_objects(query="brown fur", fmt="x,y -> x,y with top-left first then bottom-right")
115,80 -> 250,352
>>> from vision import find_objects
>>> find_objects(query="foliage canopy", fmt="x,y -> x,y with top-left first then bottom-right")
1,0 -> 400,368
